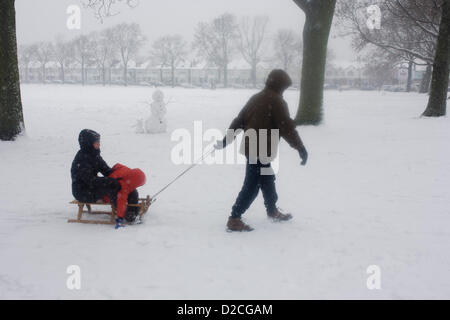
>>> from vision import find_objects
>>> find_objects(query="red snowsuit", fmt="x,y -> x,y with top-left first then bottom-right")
104,164 -> 146,218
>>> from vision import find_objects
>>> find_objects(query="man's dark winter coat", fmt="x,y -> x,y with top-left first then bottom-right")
226,69 -> 305,159
71,129 -> 116,202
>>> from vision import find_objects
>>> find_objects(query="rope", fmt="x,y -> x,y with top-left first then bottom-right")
150,147 -> 216,200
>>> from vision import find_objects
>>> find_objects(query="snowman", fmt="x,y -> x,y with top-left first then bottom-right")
145,89 -> 168,134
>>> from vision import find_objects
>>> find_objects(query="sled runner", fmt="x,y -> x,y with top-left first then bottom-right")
68,195 -> 153,225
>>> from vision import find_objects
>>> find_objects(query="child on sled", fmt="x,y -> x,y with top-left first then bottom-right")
70,129 -> 146,228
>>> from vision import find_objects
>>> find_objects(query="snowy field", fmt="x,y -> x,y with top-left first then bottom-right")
1,84 -> 449,299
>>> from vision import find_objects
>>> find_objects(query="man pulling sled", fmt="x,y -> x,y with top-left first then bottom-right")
215,69 -> 308,232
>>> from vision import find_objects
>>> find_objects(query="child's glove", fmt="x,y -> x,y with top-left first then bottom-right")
115,217 -> 125,229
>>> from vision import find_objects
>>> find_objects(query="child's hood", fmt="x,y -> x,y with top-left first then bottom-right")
78,129 -> 100,153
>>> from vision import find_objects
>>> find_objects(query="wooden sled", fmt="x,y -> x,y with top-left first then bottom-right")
68,195 -> 153,225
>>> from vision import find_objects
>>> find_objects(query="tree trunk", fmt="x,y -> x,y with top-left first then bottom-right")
223,64 -> 228,88
131,69 -> 136,85
102,66 -> 106,86
123,65 -> 128,86
0,0 -> 24,141
419,64 -> 432,94
294,0 -> 336,125
81,59 -> 85,85
41,64 -> 46,83
171,62 -> 175,88
251,61 -> 257,88
422,1 -> 450,117
60,64 -> 65,83
406,61 -> 413,92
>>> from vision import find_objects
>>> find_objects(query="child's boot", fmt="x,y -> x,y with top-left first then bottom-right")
115,217 -> 125,229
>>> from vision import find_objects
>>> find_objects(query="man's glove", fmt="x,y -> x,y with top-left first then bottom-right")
214,137 -> 227,150
299,146 -> 308,166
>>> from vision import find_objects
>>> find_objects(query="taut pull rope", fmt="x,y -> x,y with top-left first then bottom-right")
150,147 -> 216,201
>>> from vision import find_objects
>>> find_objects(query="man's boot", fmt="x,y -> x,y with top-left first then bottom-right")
267,208 -> 293,221
227,216 -> 254,232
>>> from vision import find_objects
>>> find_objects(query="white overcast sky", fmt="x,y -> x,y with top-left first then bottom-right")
16,0 -> 356,66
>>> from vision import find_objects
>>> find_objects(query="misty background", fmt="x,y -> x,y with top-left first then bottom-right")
15,0 -> 355,66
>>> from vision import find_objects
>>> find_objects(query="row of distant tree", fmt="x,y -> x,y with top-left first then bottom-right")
18,14 -> 303,88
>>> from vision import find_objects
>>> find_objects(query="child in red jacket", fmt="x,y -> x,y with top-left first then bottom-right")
106,164 -> 146,228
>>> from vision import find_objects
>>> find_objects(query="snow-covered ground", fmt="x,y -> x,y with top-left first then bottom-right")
1,84 -> 449,299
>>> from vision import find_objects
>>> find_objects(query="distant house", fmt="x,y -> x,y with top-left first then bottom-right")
323,63 -> 424,89
22,58 -> 372,89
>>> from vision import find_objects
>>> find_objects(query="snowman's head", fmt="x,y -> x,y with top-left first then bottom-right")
152,89 -> 164,103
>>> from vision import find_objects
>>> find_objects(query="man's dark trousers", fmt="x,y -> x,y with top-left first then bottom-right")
231,160 -> 278,218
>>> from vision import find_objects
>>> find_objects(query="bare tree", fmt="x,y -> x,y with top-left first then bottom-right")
91,29 -> 116,85
53,35 -> 72,83
150,44 -> 166,83
335,0 -> 438,93
18,44 -> 36,83
111,23 -> 145,86
293,0 -> 337,125
71,35 -> 94,85
362,47 -> 403,87
151,35 -> 187,87
34,41 -> 54,83
193,13 -> 238,88
336,0 -> 448,116
273,29 -> 302,72
336,1 -> 438,62
83,2 -> 141,85
237,16 -> 269,88
0,0 -> 24,140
